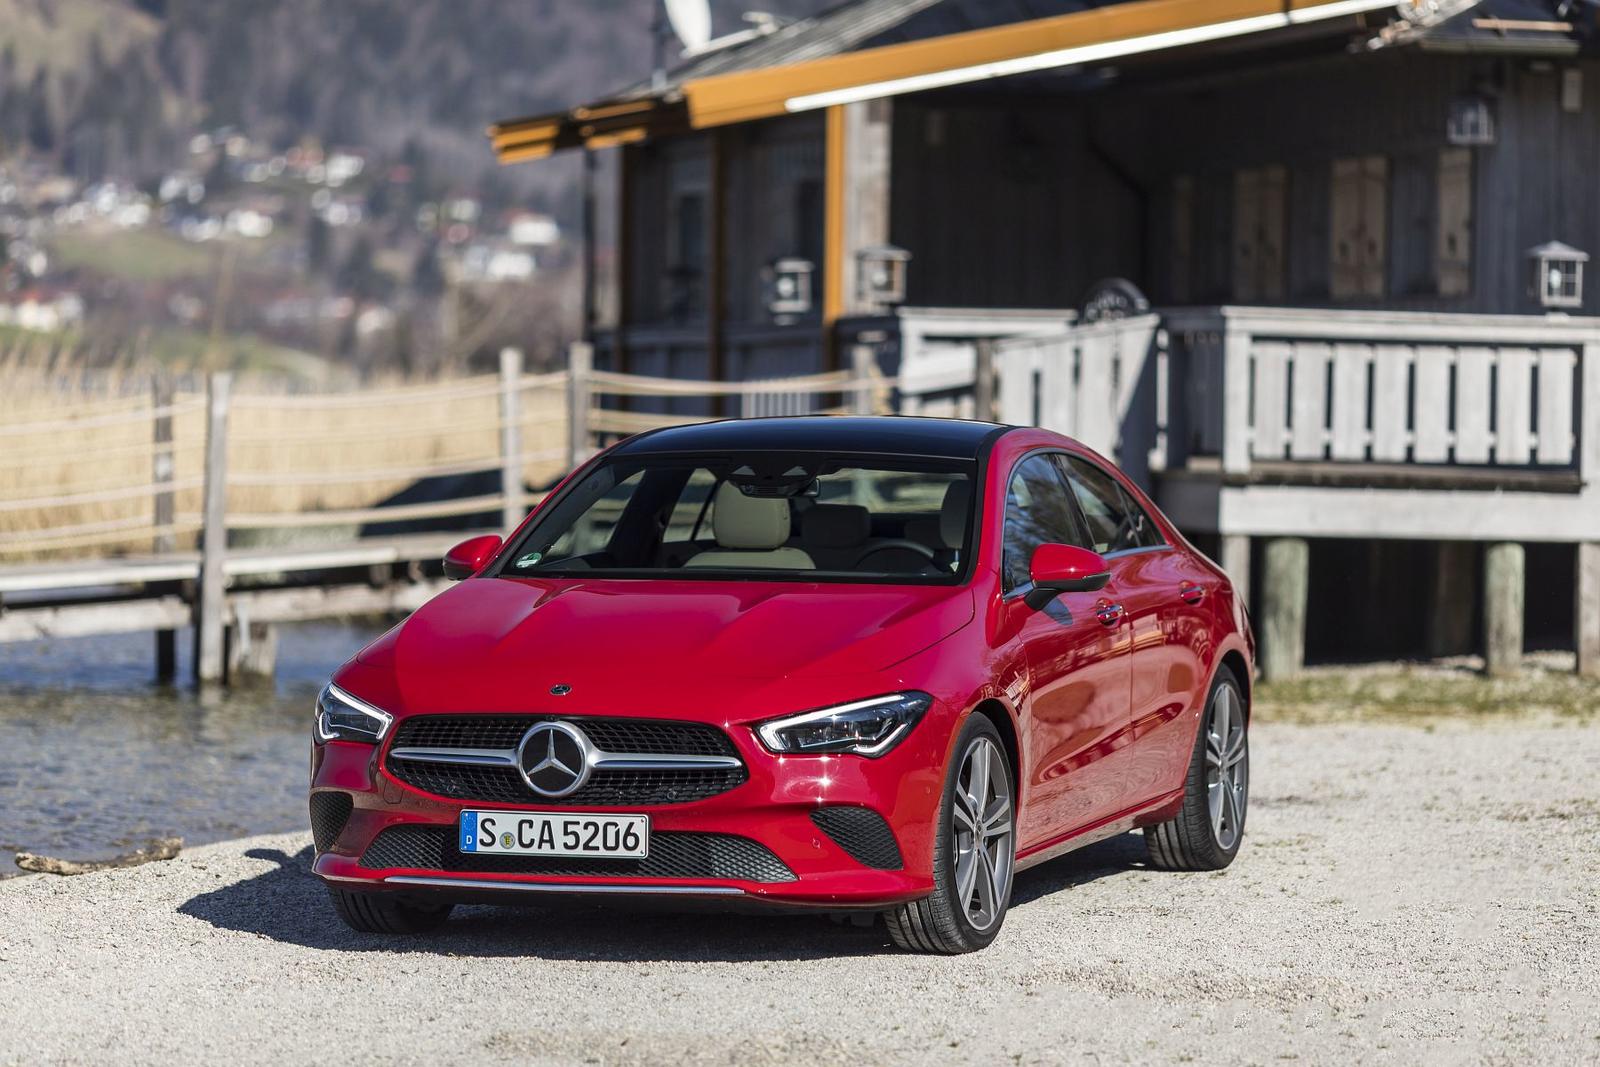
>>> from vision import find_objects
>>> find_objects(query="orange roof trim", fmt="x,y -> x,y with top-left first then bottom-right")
491,0 -> 1406,161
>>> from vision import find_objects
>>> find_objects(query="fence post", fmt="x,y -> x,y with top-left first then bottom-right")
194,372 -> 231,685
850,346 -> 875,415
499,347 -> 524,535
567,341 -> 593,470
152,375 -> 177,682
973,338 -> 995,422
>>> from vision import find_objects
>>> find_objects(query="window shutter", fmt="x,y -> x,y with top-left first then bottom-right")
1359,155 -> 1388,298
1436,147 -> 1473,297
1330,158 -> 1363,298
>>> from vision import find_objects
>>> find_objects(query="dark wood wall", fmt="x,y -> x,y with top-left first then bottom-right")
888,51 -> 1600,315
623,113 -> 826,333
889,100 -> 1146,308
619,49 -> 1600,346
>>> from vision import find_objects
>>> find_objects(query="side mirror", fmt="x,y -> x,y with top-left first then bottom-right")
443,534 -> 503,580
1026,543 -> 1110,609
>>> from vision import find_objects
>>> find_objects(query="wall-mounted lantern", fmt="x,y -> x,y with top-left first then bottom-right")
1527,241 -> 1587,309
1447,94 -> 1496,146
763,256 -> 814,320
856,244 -> 911,309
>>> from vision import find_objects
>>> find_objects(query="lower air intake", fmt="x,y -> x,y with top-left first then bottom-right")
360,825 -> 796,883
309,791 -> 354,852
811,806 -> 904,870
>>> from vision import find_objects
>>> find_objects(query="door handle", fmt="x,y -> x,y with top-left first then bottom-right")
1094,601 -> 1125,627
1179,582 -> 1206,605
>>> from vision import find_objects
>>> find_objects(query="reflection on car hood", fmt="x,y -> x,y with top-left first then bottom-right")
355,577 -> 974,718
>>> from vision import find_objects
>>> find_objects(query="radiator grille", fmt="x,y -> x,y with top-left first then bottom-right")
360,824 -> 795,883
385,715 -> 748,806
391,715 -> 737,756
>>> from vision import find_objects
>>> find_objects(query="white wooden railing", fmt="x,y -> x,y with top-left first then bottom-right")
1165,308 -> 1600,481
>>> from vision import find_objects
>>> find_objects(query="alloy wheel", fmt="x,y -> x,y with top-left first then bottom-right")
1204,683 -> 1248,850
950,736 -> 1013,932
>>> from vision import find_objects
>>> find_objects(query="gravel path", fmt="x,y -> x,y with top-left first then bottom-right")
1,718 -> 1596,1066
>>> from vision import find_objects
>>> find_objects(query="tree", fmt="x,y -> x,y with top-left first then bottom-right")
27,71 -> 53,152
305,214 -> 332,278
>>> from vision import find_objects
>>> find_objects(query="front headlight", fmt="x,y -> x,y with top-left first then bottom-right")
755,692 -> 932,758
314,683 -> 394,744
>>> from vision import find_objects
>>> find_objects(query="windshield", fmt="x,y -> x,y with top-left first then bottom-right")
497,453 -> 976,584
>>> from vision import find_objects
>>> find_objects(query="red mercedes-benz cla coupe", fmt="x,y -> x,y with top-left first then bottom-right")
310,416 -> 1253,952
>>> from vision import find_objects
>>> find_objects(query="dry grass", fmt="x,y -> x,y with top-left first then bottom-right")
0,363 -> 569,561
1255,652 -> 1600,724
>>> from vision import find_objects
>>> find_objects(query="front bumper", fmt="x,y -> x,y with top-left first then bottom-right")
309,712 -> 950,908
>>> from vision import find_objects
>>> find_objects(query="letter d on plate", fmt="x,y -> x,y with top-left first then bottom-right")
459,810 -> 478,852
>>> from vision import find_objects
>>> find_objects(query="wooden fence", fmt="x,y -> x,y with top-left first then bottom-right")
0,351 -> 886,681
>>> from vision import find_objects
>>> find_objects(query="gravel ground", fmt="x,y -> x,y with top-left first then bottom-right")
1,718 -> 1596,1067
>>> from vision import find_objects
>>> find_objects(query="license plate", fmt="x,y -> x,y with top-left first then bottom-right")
458,810 -> 649,859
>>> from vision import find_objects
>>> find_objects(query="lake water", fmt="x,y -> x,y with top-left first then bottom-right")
0,622 -> 382,873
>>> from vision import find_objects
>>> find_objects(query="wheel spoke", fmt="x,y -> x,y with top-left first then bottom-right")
981,796 -> 1011,838
1221,781 -> 1241,845
966,743 -> 990,817
973,847 -> 997,925
952,794 -> 979,835
1212,688 -> 1231,753
955,846 -> 980,912
1208,779 -> 1225,839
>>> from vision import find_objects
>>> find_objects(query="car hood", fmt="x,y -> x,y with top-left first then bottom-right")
351,576 -> 974,720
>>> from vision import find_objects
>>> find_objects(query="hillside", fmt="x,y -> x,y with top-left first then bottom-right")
1,0 -> 829,217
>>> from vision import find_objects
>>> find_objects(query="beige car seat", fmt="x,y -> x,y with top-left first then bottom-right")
683,483 -> 815,570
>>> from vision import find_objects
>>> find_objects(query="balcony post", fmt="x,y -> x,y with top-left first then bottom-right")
1483,542 -> 1524,677
1260,537 -> 1308,682
1577,542 -> 1600,677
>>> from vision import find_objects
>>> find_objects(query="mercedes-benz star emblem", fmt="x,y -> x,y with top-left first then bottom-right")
516,721 -> 592,798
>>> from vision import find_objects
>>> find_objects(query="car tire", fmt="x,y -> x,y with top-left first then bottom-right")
885,713 -> 1016,954
328,886 -> 454,934
1144,665 -> 1248,871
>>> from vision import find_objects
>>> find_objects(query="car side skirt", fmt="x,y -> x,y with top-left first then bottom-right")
1013,787 -> 1185,873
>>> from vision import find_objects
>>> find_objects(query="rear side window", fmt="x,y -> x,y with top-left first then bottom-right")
1002,454 -> 1088,591
1060,455 -> 1164,554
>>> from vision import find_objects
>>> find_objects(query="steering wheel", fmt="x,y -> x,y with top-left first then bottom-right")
852,539 -> 938,569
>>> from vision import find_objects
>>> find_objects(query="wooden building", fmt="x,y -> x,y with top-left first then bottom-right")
490,0 -> 1600,677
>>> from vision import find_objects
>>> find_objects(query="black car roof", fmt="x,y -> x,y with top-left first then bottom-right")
611,416 -> 1006,460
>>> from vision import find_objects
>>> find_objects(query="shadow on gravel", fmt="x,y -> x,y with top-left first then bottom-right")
1010,832 -> 1150,907
179,835 -> 1146,959
179,846 -> 890,960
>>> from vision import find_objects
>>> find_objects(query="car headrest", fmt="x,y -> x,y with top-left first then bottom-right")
939,480 -> 971,549
712,482 -> 792,550
802,504 -> 870,549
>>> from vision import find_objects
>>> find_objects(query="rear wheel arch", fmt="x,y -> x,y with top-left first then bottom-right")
1217,648 -> 1252,721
